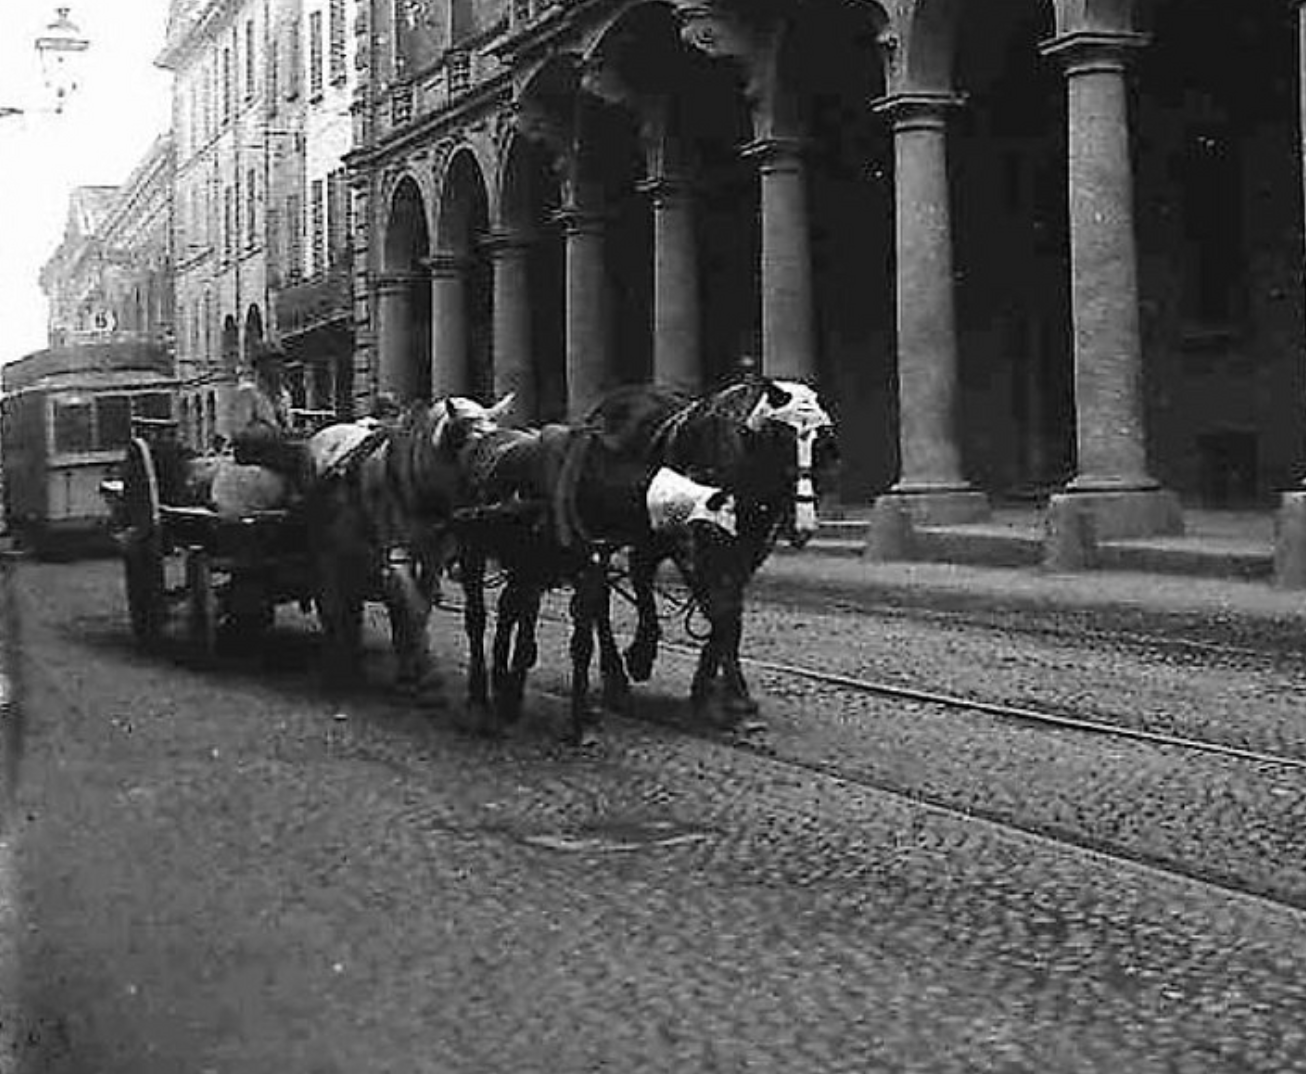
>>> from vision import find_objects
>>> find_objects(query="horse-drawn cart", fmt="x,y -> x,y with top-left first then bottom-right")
107,420 -> 314,660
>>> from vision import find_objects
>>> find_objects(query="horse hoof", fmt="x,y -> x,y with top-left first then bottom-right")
724,694 -> 761,718
567,727 -> 602,750
494,699 -> 524,726
601,687 -> 631,718
624,645 -> 655,684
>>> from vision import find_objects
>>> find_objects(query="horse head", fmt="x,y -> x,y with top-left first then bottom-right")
433,391 -> 516,458
740,380 -> 834,549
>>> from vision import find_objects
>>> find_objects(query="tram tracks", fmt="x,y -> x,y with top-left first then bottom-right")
478,598 -> 1306,773
426,600 -> 1306,913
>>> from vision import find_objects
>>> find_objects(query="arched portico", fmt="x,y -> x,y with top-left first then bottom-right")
243,304 -> 264,365
498,131 -> 565,420
877,0 -> 1182,536
379,175 -> 433,401
772,0 -> 895,500
221,315 -> 239,372
434,148 -> 493,399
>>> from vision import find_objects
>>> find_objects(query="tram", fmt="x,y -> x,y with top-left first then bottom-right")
0,342 -> 176,557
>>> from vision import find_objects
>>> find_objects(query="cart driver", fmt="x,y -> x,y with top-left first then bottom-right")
231,343 -> 312,496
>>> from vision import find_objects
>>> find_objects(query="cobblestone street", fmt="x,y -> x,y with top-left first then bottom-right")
5,557 -> 1306,1072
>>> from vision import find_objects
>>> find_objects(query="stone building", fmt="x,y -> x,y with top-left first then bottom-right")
38,135 -> 176,356
271,0 -> 358,418
39,186 -> 141,347
345,0 -> 1305,537
158,0 -> 357,448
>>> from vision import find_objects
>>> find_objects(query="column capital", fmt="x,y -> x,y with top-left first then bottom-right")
553,206 -> 608,236
375,270 -> 424,293
741,137 -> 806,174
871,92 -> 965,131
481,228 -> 536,256
1040,30 -> 1149,74
637,175 -> 694,207
421,251 -> 469,277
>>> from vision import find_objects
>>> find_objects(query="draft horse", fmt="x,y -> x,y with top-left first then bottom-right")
452,419 -> 738,744
304,393 -> 514,694
575,376 -> 834,729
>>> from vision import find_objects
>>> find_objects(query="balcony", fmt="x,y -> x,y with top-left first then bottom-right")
390,83 -> 414,127
273,266 -> 352,340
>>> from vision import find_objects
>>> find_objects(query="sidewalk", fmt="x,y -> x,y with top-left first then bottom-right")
761,506 -> 1306,644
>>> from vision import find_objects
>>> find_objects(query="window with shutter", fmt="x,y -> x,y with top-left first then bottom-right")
267,204 -> 281,282
222,46 -> 233,122
326,170 -> 345,268
329,0 -> 347,85
245,19 -> 256,100
287,193 -> 303,282
312,178 -> 326,277
309,10 -> 324,100
267,31 -> 279,112
246,168 -> 258,249
224,186 -> 234,260
287,20 -> 302,100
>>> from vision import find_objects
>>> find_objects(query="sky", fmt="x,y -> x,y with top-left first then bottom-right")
0,0 -> 172,367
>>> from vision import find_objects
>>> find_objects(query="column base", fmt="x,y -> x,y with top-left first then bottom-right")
881,485 -> 991,526
1274,490 -> 1306,589
1050,486 -> 1183,540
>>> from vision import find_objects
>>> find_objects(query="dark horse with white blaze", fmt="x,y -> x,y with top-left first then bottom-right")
451,418 -> 737,743
303,393 -> 514,692
577,376 -> 835,727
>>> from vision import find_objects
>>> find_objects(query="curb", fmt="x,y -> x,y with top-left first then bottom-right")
753,554 -> 1306,649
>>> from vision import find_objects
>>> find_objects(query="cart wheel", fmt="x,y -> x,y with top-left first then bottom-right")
122,438 -> 165,648
185,547 -> 218,660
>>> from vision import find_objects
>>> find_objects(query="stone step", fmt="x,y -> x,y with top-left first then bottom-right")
790,519 -> 1277,582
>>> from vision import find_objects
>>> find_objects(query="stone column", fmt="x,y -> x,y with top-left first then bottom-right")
487,229 -> 535,420
1043,31 -> 1181,538
742,137 -> 815,383
1275,3 -> 1306,584
376,272 -> 418,400
428,252 -> 468,398
872,94 -> 987,526
640,176 -> 700,392
556,207 -> 608,417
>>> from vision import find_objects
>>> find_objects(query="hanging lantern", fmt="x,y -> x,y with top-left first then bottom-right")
35,7 -> 90,114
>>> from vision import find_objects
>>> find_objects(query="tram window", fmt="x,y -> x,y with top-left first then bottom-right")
135,393 -> 173,420
96,395 -> 132,449
53,402 -> 94,454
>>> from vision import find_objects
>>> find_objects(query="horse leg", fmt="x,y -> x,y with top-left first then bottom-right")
595,561 -> 631,716
688,578 -> 747,727
717,605 -> 762,727
505,582 -> 542,723
491,574 -> 523,726
623,546 -> 661,683
460,549 -> 493,733
314,552 -> 364,688
567,567 -> 602,747
382,552 -> 437,699
690,634 -> 724,723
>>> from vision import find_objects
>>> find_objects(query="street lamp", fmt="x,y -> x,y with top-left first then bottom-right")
35,6 -> 90,115
0,5 -> 90,119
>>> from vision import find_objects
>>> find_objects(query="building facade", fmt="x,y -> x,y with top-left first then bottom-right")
344,0 -> 1306,538
158,0 -> 357,448
38,136 -> 176,356
271,0 -> 358,418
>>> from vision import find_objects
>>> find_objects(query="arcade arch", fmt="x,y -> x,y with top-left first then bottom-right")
434,148 -> 493,399
378,175 -> 434,401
